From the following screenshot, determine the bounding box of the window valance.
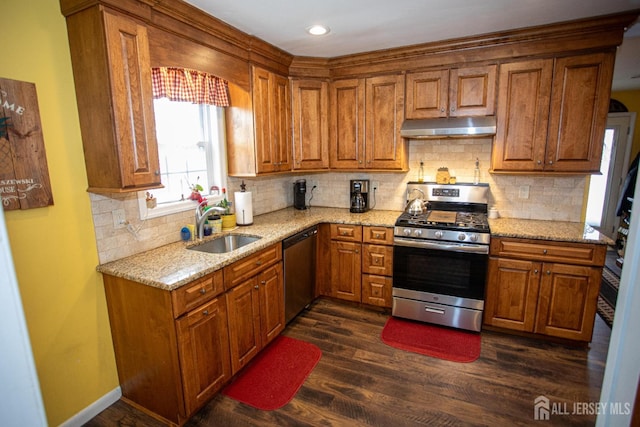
[151,67,229,106]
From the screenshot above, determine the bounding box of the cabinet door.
[292,79,329,170]
[226,277,262,374]
[271,73,292,171]
[484,257,541,332]
[365,74,406,169]
[176,297,230,415]
[103,12,161,190]
[362,274,392,308]
[449,65,496,117]
[535,263,602,341]
[492,59,553,172]
[362,244,393,276]
[258,262,285,345]
[546,53,615,172]
[330,241,362,302]
[405,70,449,119]
[252,67,275,173]
[330,79,365,169]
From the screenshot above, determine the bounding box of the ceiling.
[184,0,640,90]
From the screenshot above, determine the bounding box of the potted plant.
[217,188,236,230]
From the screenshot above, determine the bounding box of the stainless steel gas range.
[392,182,490,332]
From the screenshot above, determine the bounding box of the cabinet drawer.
[330,224,362,241]
[363,226,394,245]
[362,274,392,308]
[490,237,606,266]
[172,270,223,318]
[224,243,282,290]
[362,244,393,276]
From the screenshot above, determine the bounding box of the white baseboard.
[58,386,121,427]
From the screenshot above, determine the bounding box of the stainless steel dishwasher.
[283,225,317,323]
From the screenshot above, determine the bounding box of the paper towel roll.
[234,192,253,225]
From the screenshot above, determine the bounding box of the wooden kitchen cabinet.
[64,7,161,192]
[329,224,362,302]
[484,237,606,342]
[102,269,227,425]
[329,75,407,170]
[322,224,393,308]
[291,79,330,170]
[176,296,230,415]
[224,244,284,374]
[252,66,292,173]
[492,52,615,173]
[405,65,496,119]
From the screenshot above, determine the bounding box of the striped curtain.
[151,67,230,106]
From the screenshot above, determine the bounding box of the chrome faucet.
[195,200,226,239]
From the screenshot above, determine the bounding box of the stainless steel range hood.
[400,116,496,139]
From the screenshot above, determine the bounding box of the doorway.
[586,112,636,238]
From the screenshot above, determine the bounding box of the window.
[138,98,227,219]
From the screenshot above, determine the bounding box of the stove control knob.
[413,229,423,237]
[434,231,443,239]
[403,228,412,236]
[469,234,478,242]
[458,233,466,241]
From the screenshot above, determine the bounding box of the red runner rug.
[223,335,322,410]
[381,317,481,363]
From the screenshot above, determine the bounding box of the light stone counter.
[97,207,401,290]
[98,208,614,291]
[489,218,614,246]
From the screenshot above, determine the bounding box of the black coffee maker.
[350,179,370,213]
[294,179,307,210]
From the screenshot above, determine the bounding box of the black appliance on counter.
[294,179,307,210]
[392,182,490,332]
[350,179,370,213]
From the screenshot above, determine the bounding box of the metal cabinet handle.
[440,107,445,113]
[543,249,547,254]
[534,269,539,274]
[200,288,206,294]
[450,107,456,112]
[355,249,359,254]
[203,310,209,315]
[154,170,160,175]
[425,306,445,315]
[375,233,381,238]
[254,285,259,290]
[546,270,551,275]
[537,160,542,165]
[261,280,266,285]
[548,160,553,165]
[255,260,262,266]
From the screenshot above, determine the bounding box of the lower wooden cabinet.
[484,237,606,342]
[226,261,284,375]
[176,296,231,415]
[322,224,393,308]
[102,242,284,425]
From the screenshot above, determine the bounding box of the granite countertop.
[97,207,401,291]
[98,208,614,291]
[489,217,614,246]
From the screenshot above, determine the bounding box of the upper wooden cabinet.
[226,67,292,176]
[65,8,162,193]
[492,52,615,173]
[252,66,292,173]
[329,75,407,170]
[291,79,330,170]
[405,65,496,119]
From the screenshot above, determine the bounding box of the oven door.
[392,242,488,301]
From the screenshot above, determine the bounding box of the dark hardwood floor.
[85,298,611,427]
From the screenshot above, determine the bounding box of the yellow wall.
[611,89,640,164]
[1,1,118,425]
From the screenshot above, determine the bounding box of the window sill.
[137,192,225,219]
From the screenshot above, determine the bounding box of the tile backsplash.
[91,137,586,263]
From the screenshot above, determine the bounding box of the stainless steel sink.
[188,234,261,254]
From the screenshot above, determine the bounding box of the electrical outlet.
[372,181,380,190]
[112,209,126,229]
[518,185,530,199]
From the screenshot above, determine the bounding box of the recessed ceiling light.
[306,25,330,36]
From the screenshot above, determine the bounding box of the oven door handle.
[394,237,489,254]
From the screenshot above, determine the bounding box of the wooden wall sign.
[0,77,53,210]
